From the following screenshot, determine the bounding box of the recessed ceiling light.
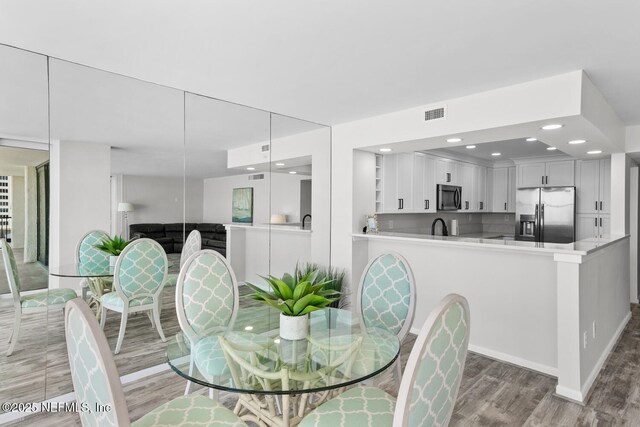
[466,145,476,149]
[546,147,557,151]
[379,148,392,152]
[246,167,255,171]
[526,137,537,142]
[568,139,586,145]
[275,162,285,166]
[491,152,501,157]
[447,138,463,143]
[244,326,253,331]
[541,124,563,130]
[289,171,297,174]
[587,150,602,155]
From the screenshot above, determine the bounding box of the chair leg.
[100,306,107,329]
[7,311,21,356]
[184,355,195,395]
[209,387,219,401]
[394,357,403,391]
[114,310,128,354]
[152,302,166,342]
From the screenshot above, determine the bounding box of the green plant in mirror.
[93,235,130,256]
[246,267,340,317]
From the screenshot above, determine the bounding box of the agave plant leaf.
[292,293,317,315]
[281,273,295,289]
[269,277,293,300]
[292,281,312,301]
[299,305,323,315]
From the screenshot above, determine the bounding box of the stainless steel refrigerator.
[515,186,575,243]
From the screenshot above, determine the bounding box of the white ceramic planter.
[109,255,119,267]
[279,313,309,340]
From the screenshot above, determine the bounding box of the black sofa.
[129,223,226,256]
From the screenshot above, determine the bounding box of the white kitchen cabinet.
[517,160,574,187]
[575,157,611,232]
[435,158,460,185]
[413,153,437,212]
[474,165,487,212]
[382,152,414,212]
[461,163,475,212]
[491,167,516,212]
[576,213,610,240]
[508,166,516,212]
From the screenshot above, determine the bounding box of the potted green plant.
[246,267,339,340]
[94,235,130,266]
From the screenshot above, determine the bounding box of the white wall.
[122,175,203,225]
[50,140,111,290]
[203,173,306,224]
[9,176,24,249]
[631,167,639,303]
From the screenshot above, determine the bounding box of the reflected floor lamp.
[118,202,134,240]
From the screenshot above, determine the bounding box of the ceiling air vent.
[248,173,264,181]
[424,107,445,122]
[261,144,270,152]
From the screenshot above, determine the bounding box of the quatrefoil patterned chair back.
[395,293,470,427]
[176,249,239,344]
[357,253,416,341]
[65,298,131,427]
[114,238,167,302]
[180,229,202,269]
[76,230,110,271]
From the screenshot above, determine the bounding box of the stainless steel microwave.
[437,184,462,211]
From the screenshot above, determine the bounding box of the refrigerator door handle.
[539,204,545,242]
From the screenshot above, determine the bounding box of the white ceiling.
[434,138,570,163]
[0,1,638,127]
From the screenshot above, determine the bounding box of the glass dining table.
[166,306,400,427]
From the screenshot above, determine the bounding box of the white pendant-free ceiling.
[1,1,639,126]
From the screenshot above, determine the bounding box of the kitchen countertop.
[352,231,628,256]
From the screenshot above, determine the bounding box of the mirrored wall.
[0,43,331,408]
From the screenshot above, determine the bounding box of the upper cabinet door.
[413,154,437,212]
[382,153,399,212]
[546,160,574,186]
[575,160,599,214]
[461,163,475,211]
[435,158,457,184]
[599,158,611,214]
[507,166,517,212]
[396,153,414,210]
[518,163,546,187]
[475,165,487,211]
[492,167,509,212]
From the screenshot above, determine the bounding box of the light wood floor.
[3,301,640,425]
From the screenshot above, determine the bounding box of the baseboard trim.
[411,327,558,377]
[0,363,170,425]
[579,311,631,401]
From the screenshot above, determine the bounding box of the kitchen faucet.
[302,214,312,229]
[431,218,449,236]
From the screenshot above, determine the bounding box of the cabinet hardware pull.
[400,199,404,209]
[600,201,603,210]
[465,201,469,210]
[398,199,401,210]
[504,202,507,211]
[600,217,602,227]
[542,176,544,185]
[595,218,597,226]
[424,199,427,210]
[446,172,451,183]
[480,201,483,210]
[546,176,549,185]
[595,201,598,211]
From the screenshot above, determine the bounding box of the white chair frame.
[175,249,240,396]
[74,229,111,316]
[355,252,416,387]
[100,238,168,354]
[393,293,470,427]
[2,238,75,356]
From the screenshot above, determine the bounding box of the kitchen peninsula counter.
[353,231,627,256]
[352,231,630,404]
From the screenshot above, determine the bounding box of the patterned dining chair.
[65,297,247,426]
[175,249,239,397]
[354,252,416,387]
[100,238,168,354]
[164,229,201,287]
[75,230,112,316]
[299,293,470,427]
[1,238,76,356]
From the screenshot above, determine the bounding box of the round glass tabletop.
[49,261,174,278]
[166,307,400,395]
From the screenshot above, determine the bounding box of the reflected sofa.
[129,223,226,256]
